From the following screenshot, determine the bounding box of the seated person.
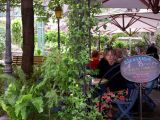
[146,43,159,60]
[115,48,124,63]
[86,50,100,70]
[145,43,159,92]
[93,48,128,119]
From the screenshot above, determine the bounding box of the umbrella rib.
[125,14,142,28]
[139,0,150,8]
[125,16,141,28]
[148,0,154,8]
[110,15,124,30]
[95,15,121,30]
[111,20,122,30]
[143,28,155,32]
[154,0,159,5]
[134,14,160,21]
[122,14,125,30]
[124,31,131,36]
[107,30,117,34]
[132,28,141,34]
[125,28,140,36]
[102,0,110,3]
[138,19,157,28]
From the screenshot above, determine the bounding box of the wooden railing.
[12,56,46,65]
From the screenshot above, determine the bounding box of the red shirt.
[87,58,99,70]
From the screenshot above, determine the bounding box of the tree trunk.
[21,0,34,76]
[5,0,12,75]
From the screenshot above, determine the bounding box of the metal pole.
[5,0,12,74]
[139,83,143,120]
[129,37,131,56]
[98,31,101,51]
[57,18,60,50]
[88,0,91,57]
[37,21,45,55]
[37,22,41,49]
[41,21,44,55]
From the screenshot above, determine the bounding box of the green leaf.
[31,97,43,113]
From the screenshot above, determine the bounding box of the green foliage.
[34,44,42,56]
[100,35,109,49]
[156,33,160,48]
[92,35,109,50]
[1,0,104,119]
[113,41,126,48]
[0,35,5,59]
[34,1,104,119]
[45,30,68,43]
[45,30,57,42]
[36,49,42,56]
[0,20,5,59]
[11,19,22,45]
[0,67,44,120]
[37,49,103,120]
[44,30,69,50]
[112,33,128,39]
[107,33,128,47]
[134,40,147,48]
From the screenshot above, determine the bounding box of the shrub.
[11,19,22,45]
[44,30,69,45]
[113,41,126,48]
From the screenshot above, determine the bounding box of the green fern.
[0,67,44,120]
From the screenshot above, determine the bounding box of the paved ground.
[132,89,160,120]
[140,89,160,120]
[113,89,160,120]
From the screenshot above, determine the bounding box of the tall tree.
[21,0,34,76]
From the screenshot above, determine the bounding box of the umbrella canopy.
[95,12,160,35]
[104,28,156,35]
[101,0,160,14]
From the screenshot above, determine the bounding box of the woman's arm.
[91,78,108,85]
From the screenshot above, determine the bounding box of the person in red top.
[87,50,100,70]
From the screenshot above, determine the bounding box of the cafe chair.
[142,79,157,110]
[112,83,139,120]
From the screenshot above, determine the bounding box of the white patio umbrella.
[95,12,160,36]
[100,0,160,14]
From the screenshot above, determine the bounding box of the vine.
[41,0,103,119]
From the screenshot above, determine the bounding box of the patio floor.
[132,89,160,120]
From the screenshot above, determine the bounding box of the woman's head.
[104,48,116,65]
[91,50,99,58]
[115,48,123,58]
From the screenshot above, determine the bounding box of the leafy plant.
[113,41,126,48]
[107,33,128,47]
[44,30,69,46]
[35,0,103,119]
[156,33,160,49]
[0,67,44,120]
[37,48,103,120]
[11,19,22,45]
[92,35,109,50]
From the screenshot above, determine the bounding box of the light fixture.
[55,5,62,19]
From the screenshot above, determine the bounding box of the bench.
[12,56,46,65]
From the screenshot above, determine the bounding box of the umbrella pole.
[139,83,143,120]
[98,31,101,51]
[129,37,131,56]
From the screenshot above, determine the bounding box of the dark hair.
[146,44,159,60]
[104,47,116,56]
[146,44,158,54]
[91,50,99,58]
